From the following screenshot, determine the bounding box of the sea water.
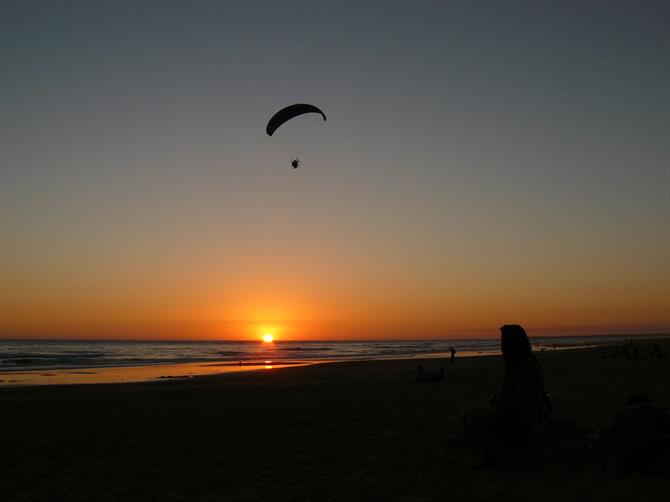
[0,335,635,373]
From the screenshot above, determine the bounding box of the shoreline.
[0,349,532,387]
[0,360,315,387]
[2,335,668,387]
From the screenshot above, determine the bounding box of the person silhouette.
[291,158,300,169]
[416,365,445,382]
[450,346,456,365]
[461,325,550,466]
[496,325,548,429]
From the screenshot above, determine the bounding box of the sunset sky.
[2,1,668,340]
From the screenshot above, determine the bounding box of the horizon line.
[1,332,669,343]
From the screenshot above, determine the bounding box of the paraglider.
[266,104,326,137]
[266,104,326,168]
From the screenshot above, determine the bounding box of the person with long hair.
[496,324,547,431]
[462,325,550,466]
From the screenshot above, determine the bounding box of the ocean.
[0,335,638,373]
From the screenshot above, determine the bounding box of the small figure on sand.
[606,339,665,360]
[649,344,665,358]
[450,346,456,365]
[291,157,300,169]
[416,365,445,382]
[461,324,551,467]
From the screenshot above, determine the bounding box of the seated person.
[604,394,670,472]
[462,325,550,461]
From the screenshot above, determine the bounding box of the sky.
[1,0,669,340]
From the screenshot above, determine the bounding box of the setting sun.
[262,333,274,343]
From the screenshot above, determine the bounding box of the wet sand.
[0,360,311,386]
[1,339,668,501]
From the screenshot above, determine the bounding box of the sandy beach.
[2,339,668,502]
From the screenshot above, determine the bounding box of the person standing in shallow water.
[461,325,550,465]
[450,346,456,365]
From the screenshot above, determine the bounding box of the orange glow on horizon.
[1,0,669,351]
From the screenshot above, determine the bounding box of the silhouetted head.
[500,324,532,369]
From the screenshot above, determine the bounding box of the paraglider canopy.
[266,104,326,137]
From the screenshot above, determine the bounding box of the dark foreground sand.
[2,340,669,502]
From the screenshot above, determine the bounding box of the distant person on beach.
[450,347,456,365]
[461,325,551,465]
[416,365,445,382]
[649,344,665,358]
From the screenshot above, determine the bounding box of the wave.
[0,336,623,372]
[280,347,333,352]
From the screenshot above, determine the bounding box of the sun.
[262,333,274,343]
